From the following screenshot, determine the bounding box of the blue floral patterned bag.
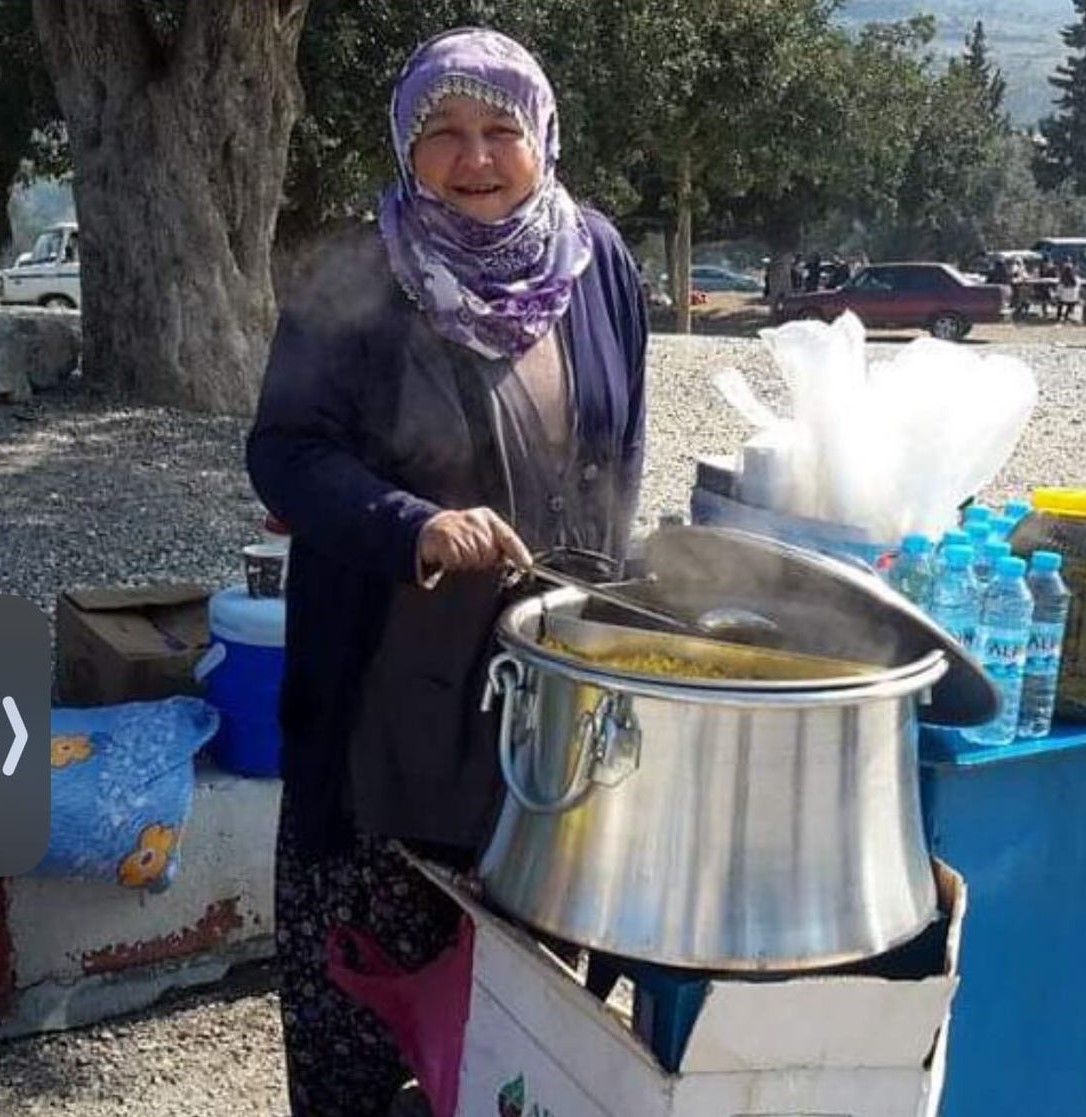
[40,697,219,891]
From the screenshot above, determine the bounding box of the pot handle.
[483,653,595,815]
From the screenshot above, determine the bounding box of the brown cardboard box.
[56,584,210,706]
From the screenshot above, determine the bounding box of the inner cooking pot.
[478,586,949,971]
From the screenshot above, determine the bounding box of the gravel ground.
[0,331,1083,1116]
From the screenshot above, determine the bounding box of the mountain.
[837,0,1076,124]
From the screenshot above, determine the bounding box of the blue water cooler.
[196,585,285,777]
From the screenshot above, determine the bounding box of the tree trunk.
[32,0,310,412]
[664,222,678,306]
[0,160,17,252]
[674,150,692,335]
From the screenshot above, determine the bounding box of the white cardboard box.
[419,861,964,1117]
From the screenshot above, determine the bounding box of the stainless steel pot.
[478,588,948,971]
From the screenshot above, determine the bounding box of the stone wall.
[0,307,81,403]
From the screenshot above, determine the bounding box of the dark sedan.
[775,262,1007,340]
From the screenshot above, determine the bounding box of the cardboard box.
[56,584,210,706]
[419,861,964,1117]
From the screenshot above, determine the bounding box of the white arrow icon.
[2,696,28,776]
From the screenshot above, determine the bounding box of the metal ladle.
[528,556,780,645]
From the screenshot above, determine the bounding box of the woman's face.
[411,95,541,222]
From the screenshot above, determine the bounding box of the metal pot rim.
[497,589,949,707]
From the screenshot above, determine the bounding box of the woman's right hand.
[418,507,533,574]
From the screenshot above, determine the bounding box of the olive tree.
[32,1,310,412]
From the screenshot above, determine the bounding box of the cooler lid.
[639,525,998,727]
[208,585,286,647]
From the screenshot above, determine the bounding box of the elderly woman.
[247,27,646,1116]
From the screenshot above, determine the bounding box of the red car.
[775,262,1007,340]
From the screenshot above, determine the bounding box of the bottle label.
[1026,621,1065,674]
[943,621,976,650]
[978,628,1027,674]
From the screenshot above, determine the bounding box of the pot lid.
[638,525,997,727]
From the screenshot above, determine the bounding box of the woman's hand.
[418,507,533,574]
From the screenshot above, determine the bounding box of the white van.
[0,222,81,309]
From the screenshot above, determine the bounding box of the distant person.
[789,254,804,292]
[804,252,822,292]
[829,254,851,288]
[987,256,1009,286]
[1056,259,1079,323]
[1037,257,1058,317]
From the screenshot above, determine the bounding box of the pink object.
[326,915,474,1117]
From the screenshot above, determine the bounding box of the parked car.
[0,222,81,309]
[775,262,1006,340]
[690,264,761,293]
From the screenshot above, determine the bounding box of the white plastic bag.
[865,338,1036,538]
[711,311,1037,543]
[757,311,890,531]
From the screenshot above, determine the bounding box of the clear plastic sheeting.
[712,310,1037,542]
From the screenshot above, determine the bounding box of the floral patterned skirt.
[275,792,463,1117]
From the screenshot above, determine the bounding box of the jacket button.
[581,463,600,483]
[548,494,565,513]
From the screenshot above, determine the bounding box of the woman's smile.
[412,95,541,221]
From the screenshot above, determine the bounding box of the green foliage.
[280,0,543,242]
[882,25,1012,260]
[963,20,1008,119]
[3,0,1077,282]
[839,0,1066,125]
[0,0,61,244]
[1033,0,1086,194]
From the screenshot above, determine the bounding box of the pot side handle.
[482,652,595,815]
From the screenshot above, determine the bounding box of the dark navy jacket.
[246,210,646,855]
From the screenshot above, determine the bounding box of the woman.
[1056,259,1079,323]
[247,27,646,1117]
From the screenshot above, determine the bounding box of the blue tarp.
[40,697,219,891]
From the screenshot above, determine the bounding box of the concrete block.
[0,765,281,1037]
[0,307,81,401]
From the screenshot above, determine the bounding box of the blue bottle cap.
[1003,498,1031,520]
[941,530,969,549]
[962,505,992,524]
[989,515,1015,538]
[982,540,1012,562]
[965,522,989,544]
[996,555,1027,578]
[1030,550,1062,573]
[901,533,931,554]
[944,544,975,568]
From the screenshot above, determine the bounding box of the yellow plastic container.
[1010,488,1086,721]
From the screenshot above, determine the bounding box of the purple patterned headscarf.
[378,28,593,361]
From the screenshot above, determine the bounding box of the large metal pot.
[478,587,948,971]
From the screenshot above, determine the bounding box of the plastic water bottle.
[1003,498,1032,528]
[988,515,1016,541]
[974,539,1011,592]
[965,521,990,554]
[964,556,1034,746]
[888,534,935,609]
[1018,551,1072,739]
[934,530,970,578]
[962,504,992,529]
[930,545,980,652]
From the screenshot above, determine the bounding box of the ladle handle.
[484,653,595,814]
